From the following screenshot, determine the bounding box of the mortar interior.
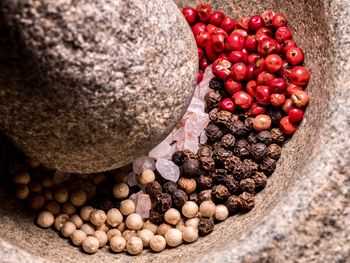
[0,0,331,262]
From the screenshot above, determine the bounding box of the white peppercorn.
[215,204,229,221]
[182,227,198,243]
[15,185,29,200]
[199,201,216,218]
[185,218,200,229]
[110,236,126,253]
[107,229,121,241]
[54,188,69,204]
[125,213,143,230]
[164,208,181,225]
[126,236,143,255]
[117,222,126,232]
[61,221,76,237]
[82,236,99,254]
[96,223,110,232]
[70,190,87,207]
[119,199,136,216]
[182,201,199,218]
[61,202,76,216]
[137,229,154,247]
[37,211,54,228]
[113,183,129,199]
[122,230,137,242]
[106,208,123,227]
[71,230,87,246]
[80,206,93,221]
[81,223,95,236]
[143,220,158,234]
[157,223,172,237]
[13,172,30,185]
[54,213,70,231]
[175,218,186,232]
[150,235,166,252]
[90,209,107,227]
[165,228,183,247]
[138,169,155,185]
[93,230,108,248]
[71,214,83,228]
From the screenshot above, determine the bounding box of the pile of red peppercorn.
[183,3,310,135]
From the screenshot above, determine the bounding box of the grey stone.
[0,0,350,263]
[0,0,198,173]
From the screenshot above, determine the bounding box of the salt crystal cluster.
[132,156,156,174]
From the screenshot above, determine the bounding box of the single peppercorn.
[244,117,254,131]
[211,184,230,202]
[271,128,286,145]
[213,148,234,163]
[177,177,196,194]
[199,156,215,171]
[224,155,241,171]
[209,108,219,122]
[250,143,267,161]
[205,90,222,111]
[171,189,188,207]
[266,144,282,160]
[230,120,248,137]
[162,181,177,194]
[233,164,252,181]
[198,218,214,236]
[256,131,273,145]
[243,159,259,173]
[225,195,241,213]
[266,107,284,124]
[252,172,268,191]
[172,151,184,166]
[247,133,258,144]
[198,145,213,158]
[182,159,201,177]
[239,178,256,194]
[239,192,255,211]
[215,110,236,128]
[198,190,212,204]
[210,169,227,184]
[259,157,277,175]
[209,78,224,90]
[224,175,240,194]
[196,175,213,190]
[156,193,172,212]
[233,139,251,158]
[149,209,164,224]
[97,197,114,212]
[220,134,236,148]
[146,181,162,198]
[182,150,198,161]
[189,193,199,203]
[206,124,224,141]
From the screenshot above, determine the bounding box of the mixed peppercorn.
[7,3,310,257]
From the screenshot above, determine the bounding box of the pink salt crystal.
[132,156,156,174]
[53,171,71,184]
[127,172,138,187]
[199,131,208,144]
[156,158,180,182]
[135,194,152,219]
[196,66,214,101]
[148,133,176,160]
[129,191,143,205]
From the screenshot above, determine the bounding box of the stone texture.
[0,0,350,263]
[0,0,198,173]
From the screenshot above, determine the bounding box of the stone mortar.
[0,0,197,173]
[0,0,350,262]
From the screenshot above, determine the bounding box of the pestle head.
[0,0,198,173]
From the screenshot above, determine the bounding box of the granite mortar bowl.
[0,0,349,262]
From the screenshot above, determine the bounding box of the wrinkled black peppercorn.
[210,169,227,184]
[196,175,213,190]
[182,150,198,161]
[198,218,214,236]
[199,156,215,171]
[233,164,252,180]
[247,133,258,144]
[213,148,233,163]
[239,192,255,211]
[250,143,267,161]
[230,120,248,137]
[259,157,277,175]
[206,124,224,141]
[224,175,240,194]
[215,110,235,128]
[266,144,282,160]
[171,189,188,207]
[266,107,284,124]
[252,172,267,191]
[182,159,201,177]
[225,195,241,213]
[198,145,213,158]
[220,134,236,148]
[205,91,222,111]
[239,178,256,194]
[146,181,162,198]
[256,131,273,145]
[198,190,212,203]
[209,108,219,122]
[233,139,251,158]
[189,193,199,203]
[212,184,230,202]
[243,159,259,173]
[149,209,164,224]
[162,181,177,194]
[172,151,184,166]
[224,155,241,171]
[155,193,172,212]
[244,117,254,131]
[271,128,286,145]
[209,78,224,91]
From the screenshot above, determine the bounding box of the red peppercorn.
[205,40,220,61]
[195,32,210,48]
[245,35,257,51]
[249,103,266,116]
[192,22,206,36]
[231,62,247,81]
[288,108,304,123]
[221,17,236,33]
[218,53,230,60]
[258,37,278,57]
[197,70,204,84]
[212,33,226,53]
[248,53,260,65]
[272,13,287,28]
[286,84,303,96]
[225,78,242,95]
[246,80,257,97]
[253,114,272,131]
[279,116,297,135]
[182,7,197,25]
[196,3,212,22]
[257,27,274,37]
[232,91,253,109]
[226,32,245,51]
[281,60,293,80]
[264,54,283,73]
[198,48,204,61]
[199,57,209,70]
[219,98,235,112]
[290,66,310,86]
[209,11,225,26]
[261,10,275,27]
[275,27,293,43]
[281,40,297,54]
[255,85,271,105]
[249,15,264,31]
[245,65,255,80]
[282,98,293,113]
[206,24,218,35]
[212,58,232,79]
[235,17,249,31]
[286,47,304,65]
[257,71,276,85]
[228,51,244,64]
[291,90,309,107]
[270,93,286,107]
[255,31,268,42]
[269,78,287,93]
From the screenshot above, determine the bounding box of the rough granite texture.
[0,0,198,173]
[0,0,350,263]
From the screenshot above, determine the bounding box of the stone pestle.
[0,0,198,173]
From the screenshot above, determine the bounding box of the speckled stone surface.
[0,0,350,262]
[0,0,197,173]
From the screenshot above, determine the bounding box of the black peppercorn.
[162,181,177,194]
[171,189,188,207]
[146,181,162,198]
[213,148,233,164]
[189,193,198,203]
[198,190,212,204]
[209,78,224,91]
[233,164,252,180]
[271,128,286,145]
[212,184,230,202]
[198,145,213,158]
[239,192,255,212]
[209,108,219,122]
[215,110,235,128]
[224,175,240,194]
[205,90,222,111]
[250,143,267,161]
[256,131,273,145]
[149,209,164,224]
[182,158,201,177]
[233,139,251,158]
[97,197,114,212]
[239,178,256,194]
[224,155,241,171]
[230,120,248,137]
[259,157,277,175]
[199,156,215,171]
[244,117,254,131]
[172,151,184,166]
[198,218,214,236]
[155,193,172,212]
[182,150,198,161]
[206,124,224,141]
[266,107,284,124]
[247,133,258,144]
[196,175,213,190]
[243,159,259,173]
[252,172,267,191]
[225,195,241,213]
[266,144,282,160]
[220,134,236,148]
[210,169,227,184]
